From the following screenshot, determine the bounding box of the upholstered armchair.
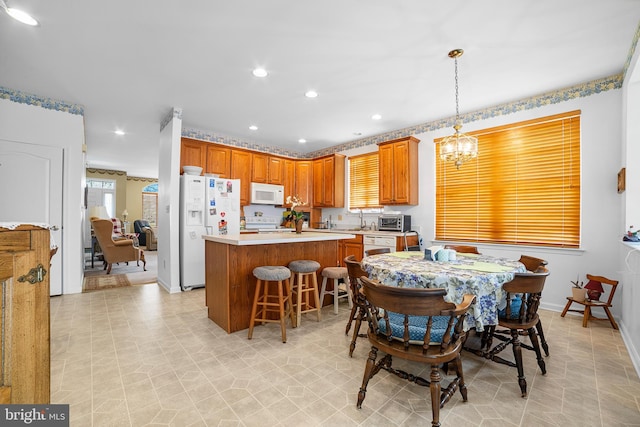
[134,219,157,250]
[92,219,146,274]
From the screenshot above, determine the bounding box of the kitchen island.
[203,231,355,333]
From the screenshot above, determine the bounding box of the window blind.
[349,152,381,209]
[435,110,581,248]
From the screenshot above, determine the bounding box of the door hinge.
[18,264,47,284]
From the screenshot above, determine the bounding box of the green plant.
[285,195,306,221]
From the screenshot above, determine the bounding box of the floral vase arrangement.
[284,195,306,233]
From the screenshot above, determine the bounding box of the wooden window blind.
[435,110,581,248]
[349,152,381,209]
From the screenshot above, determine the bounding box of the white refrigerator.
[179,175,241,291]
[180,174,207,290]
[204,176,241,236]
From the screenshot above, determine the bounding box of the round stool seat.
[322,266,348,280]
[288,260,321,273]
[253,266,291,281]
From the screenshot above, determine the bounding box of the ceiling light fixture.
[298,139,307,144]
[114,130,125,136]
[252,68,268,77]
[371,114,382,120]
[0,0,38,26]
[305,90,318,98]
[249,125,258,130]
[439,49,478,169]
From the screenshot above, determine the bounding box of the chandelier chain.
[454,57,460,121]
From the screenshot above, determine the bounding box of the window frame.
[434,110,581,248]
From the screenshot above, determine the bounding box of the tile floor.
[50,284,640,426]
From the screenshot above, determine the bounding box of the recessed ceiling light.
[252,68,268,78]
[371,114,382,120]
[249,125,258,131]
[298,139,307,144]
[1,1,38,26]
[114,130,125,136]
[305,90,318,98]
[353,132,362,136]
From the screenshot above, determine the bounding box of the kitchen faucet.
[359,210,365,229]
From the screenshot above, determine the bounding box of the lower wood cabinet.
[340,234,363,265]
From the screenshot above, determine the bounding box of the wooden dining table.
[360,251,526,331]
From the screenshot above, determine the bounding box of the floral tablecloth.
[360,251,526,331]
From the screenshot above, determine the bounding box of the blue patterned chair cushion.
[377,312,456,344]
[498,296,524,320]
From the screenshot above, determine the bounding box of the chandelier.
[439,49,477,169]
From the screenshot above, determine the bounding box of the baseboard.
[619,321,640,379]
[157,277,181,294]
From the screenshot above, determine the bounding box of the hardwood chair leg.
[560,299,573,317]
[535,320,549,356]
[430,365,442,427]
[349,306,366,357]
[345,303,358,335]
[527,327,546,375]
[603,307,619,330]
[357,347,378,409]
[277,280,287,343]
[582,305,591,328]
[510,330,527,397]
[454,353,468,402]
[248,279,262,340]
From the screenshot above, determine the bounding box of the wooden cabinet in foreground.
[230,149,252,206]
[180,138,206,174]
[0,225,52,404]
[378,136,420,205]
[312,154,345,207]
[252,153,285,185]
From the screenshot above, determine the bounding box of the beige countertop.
[202,231,356,246]
[306,228,417,237]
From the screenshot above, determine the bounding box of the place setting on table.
[359,246,527,331]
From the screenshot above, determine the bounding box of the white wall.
[330,89,623,316]
[157,108,182,293]
[0,98,85,294]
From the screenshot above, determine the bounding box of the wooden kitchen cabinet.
[180,138,206,174]
[205,144,231,177]
[378,136,420,205]
[283,159,296,206]
[312,154,345,207]
[294,160,313,206]
[252,153,284,185]
[230,149,252,205]
[339,234,363,265]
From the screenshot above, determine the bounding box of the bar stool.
[319,266,351,315]
[288,260,322,326]
[248,266,294,343]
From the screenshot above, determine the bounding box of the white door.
[0,140,63,295]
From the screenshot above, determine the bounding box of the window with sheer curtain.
[349,152,381,210]
[435,110,581,248]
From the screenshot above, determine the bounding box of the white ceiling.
[2,1,640,179]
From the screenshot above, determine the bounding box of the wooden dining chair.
[364,247,391,256]
[472,270,549,397]
[356,276,475,426]
[444,244,480,254]
[560,274,619,329]
[517,255,550,355]
[344,255,368,357]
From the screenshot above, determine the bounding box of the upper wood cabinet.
[230,149,252,206]
[283,159,296,206]
[378,136,420,205]
[252,153,285,185]
[205,144,231,178]
[180,138,206,174]
[312,154,345,207]
[295,160,313,206]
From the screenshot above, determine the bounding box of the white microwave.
[250,182,285,205]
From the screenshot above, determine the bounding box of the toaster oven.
[378,214,411,232]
